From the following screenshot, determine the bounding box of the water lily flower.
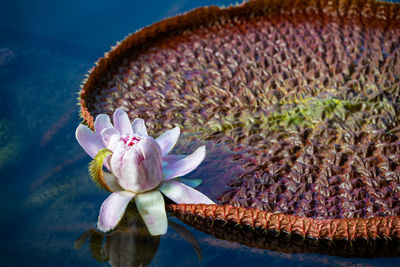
[76,108,214,235]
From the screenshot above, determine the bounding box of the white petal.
[106,134,121,151]
[109,141,125,181]
[113,108,133,136]
[103,171,124,192]
[119,147,145,192]
[137,138,163,188]
[163,146,206,180]
[131,118,148,136]
[94,114,113,135]
[162,154,185,165]
[156,127,180,156]
[138,137,163,168]
[100,127,120,148]
[76,124,104,158]
[135,190,168,236]
[97,191,135,232]
[119,138,163,193]
[159,180,214,204]
[178,178,202,188]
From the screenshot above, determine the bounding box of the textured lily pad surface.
[80,0,400,249]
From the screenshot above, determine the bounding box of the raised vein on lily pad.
[76,108,214,235]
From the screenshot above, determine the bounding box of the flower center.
[121,135,141,147]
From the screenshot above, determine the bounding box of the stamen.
[121,135,141,147]
[120,135,129,143]
[128,136,141,146]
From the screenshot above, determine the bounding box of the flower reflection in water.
[75,202,201,266]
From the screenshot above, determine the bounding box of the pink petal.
[137,137,163,168]
[135,190,168,235]
[105,134,120,152]
[94,114,113,136]
[159,180,214,204]
[76,124,105,158]
[162,154,185,165]
[155,127,180,156]
[179,178,202,188]
[97,191,135,232]
[131,118,148,136]
[119,147,146,192]
[100,127,120,148]
[103,171,124,192]
[109,141,125,181]
[138,138,163,185]
[119,137,163,193]
[162,146,206,180]
[113,108,133,136]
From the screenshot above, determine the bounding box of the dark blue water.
[1,0,400,266]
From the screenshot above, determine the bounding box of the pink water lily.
[76,108,214,235]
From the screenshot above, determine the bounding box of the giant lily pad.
[79,0,400,257]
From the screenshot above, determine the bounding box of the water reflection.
[172,210,400,259]
[75,202,201,266]
[75,202,159,266]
